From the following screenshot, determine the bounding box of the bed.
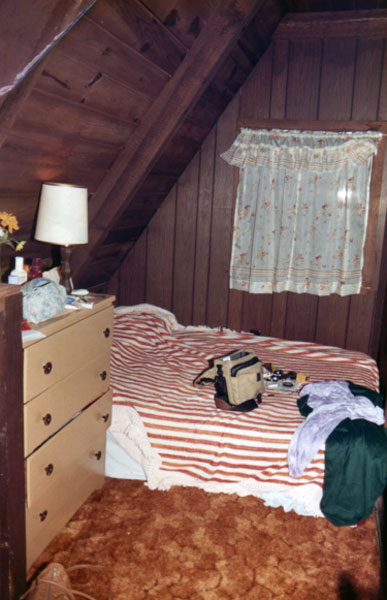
[106,303,386,524]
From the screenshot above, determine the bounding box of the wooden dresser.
[23,294,115,568]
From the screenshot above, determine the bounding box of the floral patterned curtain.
[221,128,382,296]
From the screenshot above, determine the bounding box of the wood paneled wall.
[115,29,387,359]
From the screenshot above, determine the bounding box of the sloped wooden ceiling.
[0,0,386,290]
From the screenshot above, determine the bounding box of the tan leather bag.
[194,350,265,412]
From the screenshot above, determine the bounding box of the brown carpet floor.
[28,478,382,600]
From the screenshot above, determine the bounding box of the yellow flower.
[0,211,19,234]
[0,211,26,251]
[15,240,26,251]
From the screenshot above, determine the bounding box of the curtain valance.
[221,128,382,174]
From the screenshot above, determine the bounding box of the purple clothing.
[288,380,385,478]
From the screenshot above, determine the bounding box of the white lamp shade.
[35,183,88,246]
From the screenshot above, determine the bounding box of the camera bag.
[194,349,264,412]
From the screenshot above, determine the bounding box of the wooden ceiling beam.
[0,0,97,151]
[131,0,190,52]
[0,0,96,101]
[274,9,387,39]
[72,0,267,283]
[0,56,50,151]
[82,14,174,80]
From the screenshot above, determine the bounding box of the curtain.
[221,128,382,296]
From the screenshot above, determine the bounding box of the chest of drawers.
[23,295,114,568]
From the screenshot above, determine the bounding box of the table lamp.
[35,183,88,293]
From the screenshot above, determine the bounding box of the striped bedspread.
[109,304,379,517]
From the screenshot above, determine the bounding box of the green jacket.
[298,382,387,526]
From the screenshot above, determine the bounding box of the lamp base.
[60,246,73,294]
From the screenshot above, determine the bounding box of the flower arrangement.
[0,211,26,251]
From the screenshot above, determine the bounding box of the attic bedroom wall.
[114,24,387,360]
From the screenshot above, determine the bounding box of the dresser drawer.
[25,390,112,508]
[24,351,111,456]
[24,306,113,402]
[26,465,105,569]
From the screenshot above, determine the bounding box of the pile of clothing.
[288,381,387,525]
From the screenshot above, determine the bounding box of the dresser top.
[23,294,115,348]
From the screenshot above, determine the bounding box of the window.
[221,127,382,296]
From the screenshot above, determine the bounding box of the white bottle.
[8,256,28,285]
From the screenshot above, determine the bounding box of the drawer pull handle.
[94,450,102,461]
[43,362,52,375]
[102,413,110,423]
[100,370,107,381]
[42,413,52,426]
[103,327,110,338]
[39,510,48,522]
[45,463,54,476]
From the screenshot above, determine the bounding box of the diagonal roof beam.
[0,0,97,149]
[72,0,266,283]
[0,0,97,102]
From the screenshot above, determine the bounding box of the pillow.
[114,303,179,332]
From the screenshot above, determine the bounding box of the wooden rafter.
[0,56,50,152]
[274,9,387,39]
[0,0,97,99]
[0,0,97,150]
[72,0,267,283]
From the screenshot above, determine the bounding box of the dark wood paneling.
[315,296,350,350]
[119,195,165,231]
[240,42,273,121]
[0,0,95,98]
[379,41,387,119]
[228,287,244,332]
[37,50,153,124]
[346,37,385,353]
[270,39,288,119]
[59,17,170,99]
[269,39,289,339]
[117,23,387,360]
[283,39,322,343]
[238,47,275,336]
[106,269,119,300]
[285,39,322,120]
[15,90,132,146]
[142,0,214,49]
[192,130,216,326]
[206,96,239,327]
[0,54,50,152]
[119,233,147,306]
[352,38,385,120]
[1,128,118,171]
[318,38,356,121]
[146,187,176,310]
[152,136,201,177]
[241,291,273,335]
[313,37,356,348]
[275,8,387,39]
[0,152,106,195]
[172,153,200,324]
[73,0,268,284]
[87,0,186,75]
[377,208,387,390]
[373,44,387,367]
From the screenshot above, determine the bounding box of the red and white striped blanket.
[109,304,379,517]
